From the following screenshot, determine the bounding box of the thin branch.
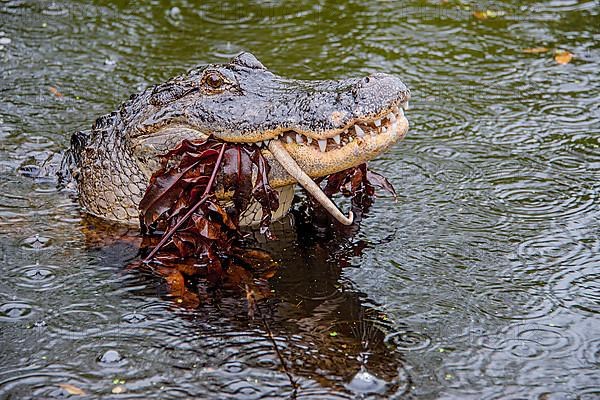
[246,285,298,393]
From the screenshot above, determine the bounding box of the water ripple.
[384,330,432,351]
[550,265,600,316]
[12,263,61,291]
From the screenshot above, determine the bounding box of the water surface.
[1,1,599,399]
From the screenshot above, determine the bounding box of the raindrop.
[99,349,122,364]
[21,234,52,250]
[0,302,32,320]
[345,367,388,394]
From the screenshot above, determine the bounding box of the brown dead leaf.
[554,50,573,65]
[523,47,549,54]
[58,383,85,395]
[49,86,63,98]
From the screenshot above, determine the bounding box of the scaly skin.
[63,52,410,225]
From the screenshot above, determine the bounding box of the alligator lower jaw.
[262,107,409,188]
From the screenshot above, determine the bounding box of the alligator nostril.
[362,76,371,84]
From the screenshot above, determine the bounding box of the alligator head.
[66,52,410,225]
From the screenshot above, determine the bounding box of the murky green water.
[1,1,599,398]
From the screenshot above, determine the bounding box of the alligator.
[63,52,410,227]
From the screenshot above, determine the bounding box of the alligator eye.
[204,72,225,90]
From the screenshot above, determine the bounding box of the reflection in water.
[80,199,411,398]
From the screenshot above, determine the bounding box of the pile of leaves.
[138,137,278,284]
[137,137,396,288]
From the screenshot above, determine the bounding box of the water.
[1,1,599,398]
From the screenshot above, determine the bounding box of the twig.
[246,285,298,393]
[143,143,227,262]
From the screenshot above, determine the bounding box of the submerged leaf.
[523,47,549,54]
[58,384,85,396]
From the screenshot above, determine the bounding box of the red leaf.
[366,170,397,199]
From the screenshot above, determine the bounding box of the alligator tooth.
[388,112,396,122]
[306,137,313,144]
[393,105,400,114]
[381,126,387,133]
[355,125,365,138]
[295,133,304,144]
[333,134,341,145]
[264,140,270,147]
[402,101,409,111]
[285,135,294,144]
[348,136,354,142]
[318,139,327,152]
[374,118,381,127]
[391,122,397,131]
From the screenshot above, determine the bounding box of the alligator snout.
[352,72,410,117]
[358,72,409,93]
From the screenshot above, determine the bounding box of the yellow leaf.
[555,50,573,65]
[523,47,549,54]
[473,11,488,20]
[58,383,85,395]
[473,10,500,20]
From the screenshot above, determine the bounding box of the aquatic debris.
[58,383,85,395]
[139,137,278,260]
[522,47,549,54]
[554,49,573,65]
[112,385,126,394]
[137,137,395,289]
[48,86,63,98]
[472,9,503,20]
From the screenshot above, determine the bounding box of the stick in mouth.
[268,139,354,225]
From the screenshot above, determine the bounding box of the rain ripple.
[487,165,597,222]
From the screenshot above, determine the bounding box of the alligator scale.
[64,52,410,226]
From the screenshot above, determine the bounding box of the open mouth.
[256,101,409,152]
[262,100,409,226]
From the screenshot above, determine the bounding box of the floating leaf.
[49,86,63,98]
[554,50,573,65]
